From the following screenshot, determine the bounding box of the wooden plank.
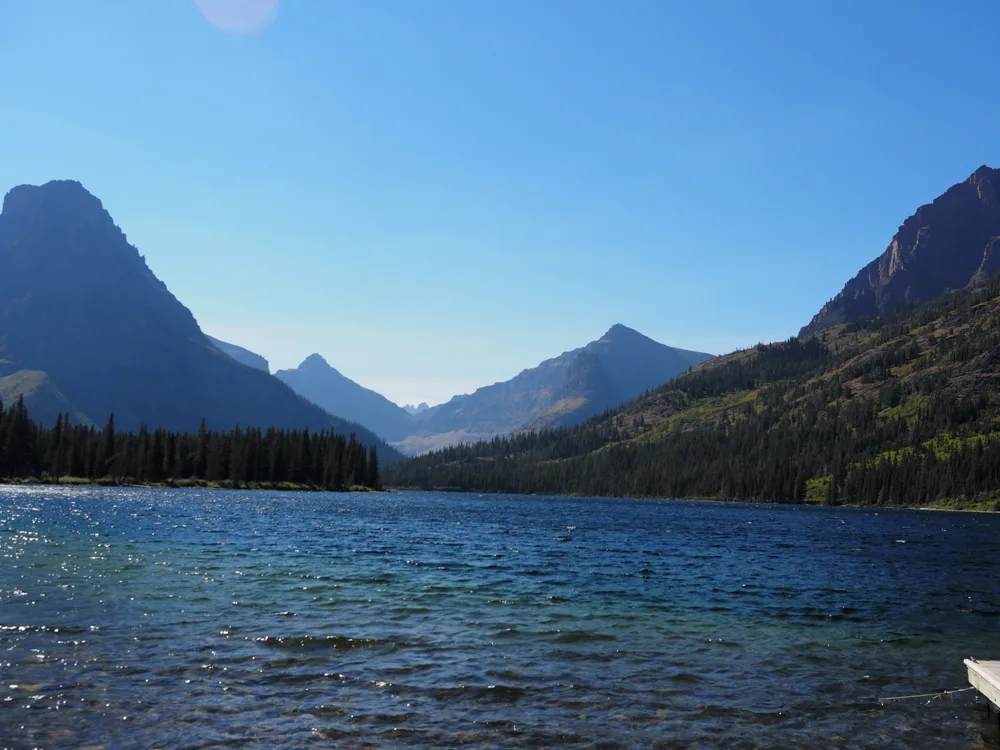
[965,659,1000,708]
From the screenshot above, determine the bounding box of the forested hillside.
[386,275,1000,509]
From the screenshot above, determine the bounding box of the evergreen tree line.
[386,275,1000,508]
[0,399,381,490]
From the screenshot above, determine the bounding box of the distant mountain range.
[801,165,1000,336]
[275,354,417,442]
[0,179,400,460]
[209,325,710,455]
[393,324,712,454]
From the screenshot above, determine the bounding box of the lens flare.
[194,0,280,35]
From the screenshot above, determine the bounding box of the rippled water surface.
[2,487,1000,749]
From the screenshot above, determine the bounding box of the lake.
[1,486,999,748]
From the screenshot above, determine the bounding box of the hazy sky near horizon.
[1,1,999,406]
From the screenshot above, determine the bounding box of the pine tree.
[331,435,346,489]
[48,413,65,483]
[194,419,209,478]
[99,413,116,478]
[229,427,246,484]
[367,446,380,490]
[135,424,150,483]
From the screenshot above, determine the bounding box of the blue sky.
[1,1,999,406]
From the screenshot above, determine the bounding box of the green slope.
[385,276,1000,509]
[0,370,91,426]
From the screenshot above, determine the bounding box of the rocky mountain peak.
[603,323,634,337]
[965,165,999,206]
[299,353,336,373]
[800,165,1000,337]
[3,180,109,224]
[0,179,141,278]
[968,164,999,183]
[276,354,415,442]
[596,324,660,350]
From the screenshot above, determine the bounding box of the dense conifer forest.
[0,401,381,491]
[386,276,1000,510]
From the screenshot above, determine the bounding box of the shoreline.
[915,505,998,513]
[4,479,995,511]
[387,486,999,513]
[0,477,383,494]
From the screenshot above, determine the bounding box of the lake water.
[1,487,999,749]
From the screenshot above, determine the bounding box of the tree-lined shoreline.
[385,277,1000,512]
[0,398,381,491]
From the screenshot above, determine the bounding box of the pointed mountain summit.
[276,355,416,442]
[600,323,647,340]
[801,165,1000,337]
[0,179,399,459]
[397,325,712,454]
[297,353,334,373]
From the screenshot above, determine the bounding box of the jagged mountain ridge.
[801,165,1000,337]
[0,179,400,460]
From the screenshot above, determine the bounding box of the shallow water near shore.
[2,486,999,749]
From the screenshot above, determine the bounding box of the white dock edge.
[965,659,1000,709]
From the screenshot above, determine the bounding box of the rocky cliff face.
[801,165,1000,337]
[0,179,400,459]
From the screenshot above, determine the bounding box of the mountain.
[397,325,712,454]
[0,369,91,426]
[402,402,430,416]
[276,354,416,441]
[208,336,269,372]
[801,165,1000,337]
[386,275,1000,510]
[0,179,401,460]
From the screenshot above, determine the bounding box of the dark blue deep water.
[2,487,999,749]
